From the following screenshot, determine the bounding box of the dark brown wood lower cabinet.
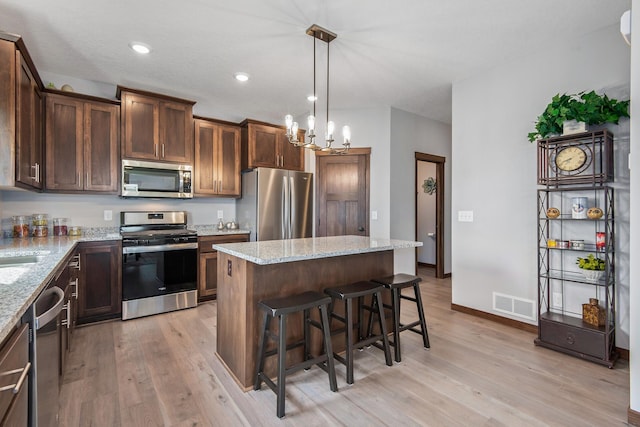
[198,234,249,302]
[77,241,122,324]
[0,324,29,426]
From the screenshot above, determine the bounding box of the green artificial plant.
[576,254,605,271]
[528,91,629,142]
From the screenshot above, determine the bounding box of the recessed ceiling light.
[129,42,151,54]
[307,94,317,102]
[234,72,249,82]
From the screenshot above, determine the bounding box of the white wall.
[390,108,452,274]
[417,161,437,264]
[629,3,639,416]
[451,23,631,343]
[307,106,392,240]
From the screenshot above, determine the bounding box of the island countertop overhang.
[212,235,422,265]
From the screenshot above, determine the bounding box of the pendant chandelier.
[285,25,351,154]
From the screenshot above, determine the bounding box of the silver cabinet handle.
[61,301,70,328]
[86,172,89,187]
[0,362,31,394]
[162,144,165,158]
[154,143,158,157]
[77,172,81,188]
[29,164,37,181]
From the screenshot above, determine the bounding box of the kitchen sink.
[0,255,46,267]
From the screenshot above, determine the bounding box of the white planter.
[581,269,604,282]
[562,120,588,135]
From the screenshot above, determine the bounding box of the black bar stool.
[324,281,392,384]
[254,291,338,418]
[370,273,430,362]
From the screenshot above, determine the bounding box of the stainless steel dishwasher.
[24,285,65,427]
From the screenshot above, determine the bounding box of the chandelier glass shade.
[284,25,351,154]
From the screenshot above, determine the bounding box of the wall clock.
[537,130,613,186]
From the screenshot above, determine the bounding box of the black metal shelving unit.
[535,131,617,368]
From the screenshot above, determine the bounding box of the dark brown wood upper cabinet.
[0,36,44,190]
[241,119,305,171]
[45,93,119,193]
[194,118,241,197]
[118,86,194,164]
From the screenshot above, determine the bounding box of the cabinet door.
[78,242,122,322]
[122,93,159,160]
[199,251,218,300]
[15,51,43,189]
[194,119,216,194]
[84,102,119,192]
[45,95,83,191]
[160,101,192,163]
[247,124,278,168]
[0,325,29,427]
[217,125,241,196]
[279,128,305,171]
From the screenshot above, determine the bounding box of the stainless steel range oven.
[120,211,198,320]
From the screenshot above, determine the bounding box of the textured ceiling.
[0,0,631,125]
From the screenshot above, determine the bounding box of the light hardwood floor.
[59,268,630,426]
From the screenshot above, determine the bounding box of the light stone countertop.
[212,235,422,265]
[0,232,121,344]
[192,225,251,237]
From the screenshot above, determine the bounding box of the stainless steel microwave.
[121,159,193,198]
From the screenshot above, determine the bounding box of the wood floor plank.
[59,267,630,426]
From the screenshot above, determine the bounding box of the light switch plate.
[104,210,113,221]
[371,210,378,220]
[217,210,224,219]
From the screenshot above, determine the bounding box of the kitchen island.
[212,235,422,390]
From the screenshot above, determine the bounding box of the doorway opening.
[415,152,445,279]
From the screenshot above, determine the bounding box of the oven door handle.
[123,242,198,254]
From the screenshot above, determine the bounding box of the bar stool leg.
[319,304,338,392]
[414,283,430,348]
[303,308,311,361]
[391,287,402,362]
[276,314,287,418]
[345,298,355,384]
[254,311,270,390]
[374,291,393,366]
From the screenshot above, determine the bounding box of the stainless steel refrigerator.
[236,168,313,241]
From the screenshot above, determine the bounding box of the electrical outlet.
[371,210,378,220]
[458,210,474,222]
[227,259,232,276]
[217,210,224,219]
[103,210,113,221]
[553,292,563,307]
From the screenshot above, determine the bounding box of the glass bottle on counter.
[53,218,69,236]
[32,213,49,237]
[12,215,30,238]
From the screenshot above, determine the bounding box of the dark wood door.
[84,102,119,192]
[194,119,216,194]
[15,51,43,189]
[45,94,83,191]
[316,148,370,237]
[160,101,192,163]
[0,325,29,427]
[217,125,241,196]
[278,128,304,171]
[122,92,159,161]
[247,123,278,168]
[199,251,218,300]
[77,241,122,323]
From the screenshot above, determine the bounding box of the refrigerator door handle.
[289,176,295,239]
[282,175,289,239]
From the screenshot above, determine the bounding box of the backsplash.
[0,190,237,230]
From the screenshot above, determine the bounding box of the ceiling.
[0,0,631,125]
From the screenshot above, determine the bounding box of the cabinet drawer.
[539,319,606,359]
[0,324,29,420]
[198,234,249,253]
